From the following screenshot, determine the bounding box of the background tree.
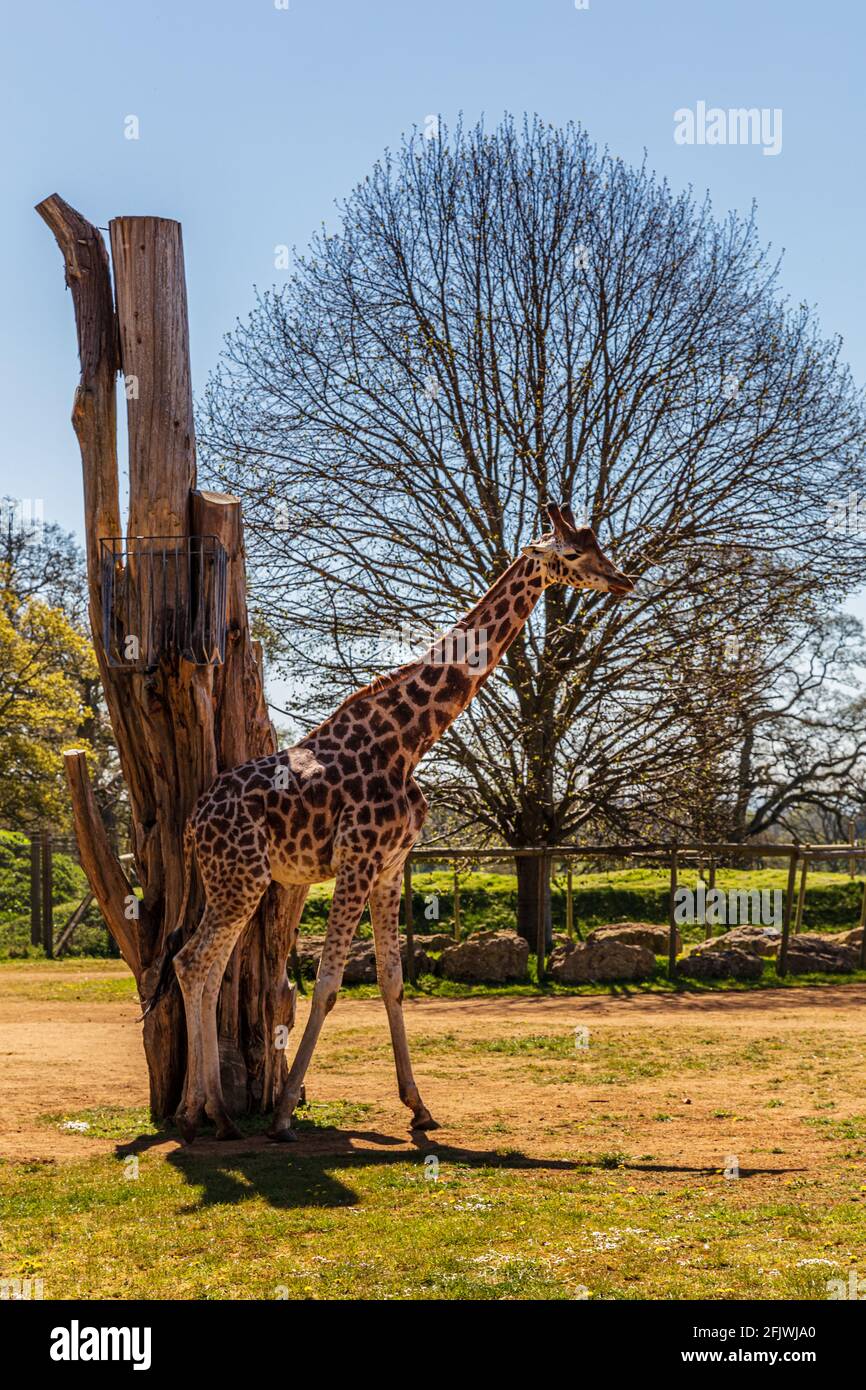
[0,563,96,831]
[202,116,866,938]
[0,502,123,838]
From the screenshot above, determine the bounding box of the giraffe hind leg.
[369,869,437,1132]
[173,888,265,1143]
[270,865,373,1141]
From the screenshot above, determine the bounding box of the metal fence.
[100,534,228,669]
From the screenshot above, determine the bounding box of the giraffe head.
[522,503,634,596]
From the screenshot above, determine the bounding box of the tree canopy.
[201,115,866,916]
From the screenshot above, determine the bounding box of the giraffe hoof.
[410,1112,440,1132]
[267,1125,299,1143]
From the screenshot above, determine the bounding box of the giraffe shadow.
[113,1127,805,1211]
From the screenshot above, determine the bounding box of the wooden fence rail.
[404,841,866,980]
[19,835,866,978]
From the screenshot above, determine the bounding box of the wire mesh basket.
[100,535,228,669]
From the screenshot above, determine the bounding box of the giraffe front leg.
[269,865,371,1142]
[369,868,438,1133]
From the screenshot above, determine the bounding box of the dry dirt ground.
[2,968,866,1193]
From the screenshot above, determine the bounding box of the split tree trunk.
[37,194,300,1119]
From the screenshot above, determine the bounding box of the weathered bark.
[64,749,143,974]
[37,195,299,1119]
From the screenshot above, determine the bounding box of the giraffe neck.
[360,554,546,771]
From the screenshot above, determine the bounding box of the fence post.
[668,846,679,980]
[41,831,54,958]
[403,857,415,985]
[705,856,716,939]
[452,864,461,939]
[857,873,866,971]
[794,852,809,935]
[536,850,548,982]
[30,832,42,947]
[566,860,575,941]
[778,849,799,977]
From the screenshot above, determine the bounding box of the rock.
[693,926,780,958]
[417,933,455,953]
[781,934,859,975]
[400,941,433,977]
[293,935,430,983]
[294,936,325,978]
[549,936,656,983]
[336,940,378,984]
[678,947,763,981]
[439,930,529,983]
[588,922,680,955]
[835,926,864,949]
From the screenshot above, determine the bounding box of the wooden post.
[41,832,53,958]
[849,819,856,879]
[536,851,548,982]
[29,832,42,947]
[777,849,799,977]
[794,853,809,935]
[705,856,716,939]
[55,892,94,957]
[668,846,679,979]
[403,857,415,985]
[566,860,575,941]
[858,875,866,971]
[453,864,461,939]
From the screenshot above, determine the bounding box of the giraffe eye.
[562,550,580,560]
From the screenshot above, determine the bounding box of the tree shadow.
[113,1125,805,1211]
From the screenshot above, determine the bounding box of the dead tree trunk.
[36,194,299,1120]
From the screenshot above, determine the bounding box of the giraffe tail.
[139,819,196,1019]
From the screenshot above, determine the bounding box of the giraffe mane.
[329,660,425,718]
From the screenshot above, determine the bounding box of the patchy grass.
[3,973,866,1299]
[1,1140,863,1299]
[36,1100,373,1144]
[0,974,139,1002]
[4,957,866,1005]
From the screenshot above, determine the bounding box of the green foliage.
[0,572,98,832]
[0,830,87,914]
[0,830,108,958]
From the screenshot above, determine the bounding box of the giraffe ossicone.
[143,503,633,1143]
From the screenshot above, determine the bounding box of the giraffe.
[142,504,634,1142]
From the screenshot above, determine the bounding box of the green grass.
[4,972,866,1299]
[36,1100,373,1143]
[2,1133,863,1299]
[3,956,866,1004]
[7,859,860,960]
[298,865,866,941]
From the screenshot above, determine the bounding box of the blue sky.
[2,0,864,633]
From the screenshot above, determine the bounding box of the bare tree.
[729,613,866,840]
[201,116,866,937]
